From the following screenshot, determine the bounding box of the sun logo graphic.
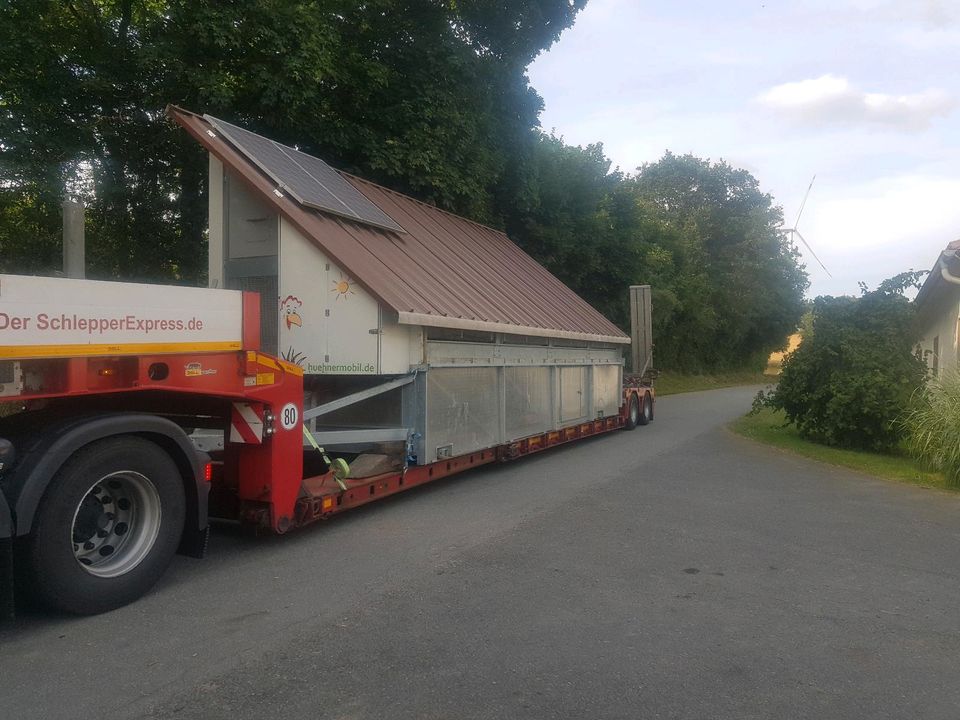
[279,295,303,330]
[331,276,355,301]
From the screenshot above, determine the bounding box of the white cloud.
[758,75,954,131]
[846,0,957,26]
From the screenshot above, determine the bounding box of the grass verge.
[655,371,777,396]
[731,407,952,491]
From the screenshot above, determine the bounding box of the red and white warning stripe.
[230,402,265,444]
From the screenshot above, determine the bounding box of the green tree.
[763,272,927,451]
[632,152,808,370]
[0,0,584,280]
[506,134,627,313]
[507,143,807,372]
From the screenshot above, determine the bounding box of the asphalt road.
[4,386,960,719]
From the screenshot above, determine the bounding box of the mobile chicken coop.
[179,109,638,467]
[0,108,653,617]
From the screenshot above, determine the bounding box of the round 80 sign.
[280,403,299,430]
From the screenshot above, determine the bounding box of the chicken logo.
[280,295,303,330]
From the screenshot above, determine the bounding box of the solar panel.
[205,115,404,233]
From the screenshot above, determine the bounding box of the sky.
[527,0,960,298]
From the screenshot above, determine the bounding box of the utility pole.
[62,198,86,279]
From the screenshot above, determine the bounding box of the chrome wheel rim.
[630,399,639,424]
[71,471,162,578]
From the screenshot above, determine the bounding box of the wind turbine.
[785,175,831,277]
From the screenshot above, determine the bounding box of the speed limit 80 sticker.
[280,402,299,430]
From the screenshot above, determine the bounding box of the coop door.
[559,366,586,422]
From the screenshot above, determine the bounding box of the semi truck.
[0,109,655,617]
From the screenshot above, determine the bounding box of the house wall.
[917,293,960,378]
[209,167,418,373]
[278,218,416,374]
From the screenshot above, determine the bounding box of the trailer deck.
[291,413,630,526]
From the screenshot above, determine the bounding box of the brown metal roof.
[170,106,629,344]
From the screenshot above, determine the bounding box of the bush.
[757,272,927,452]
[903,372,960,486]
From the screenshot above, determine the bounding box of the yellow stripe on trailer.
[0,341,242,360]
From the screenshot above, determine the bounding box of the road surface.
[3,386,960,719]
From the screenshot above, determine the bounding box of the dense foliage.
[0,0,806,371]
[760,273,927,451]
[507,145,807,370]
[1,0,573,280]
[903,371,960,486]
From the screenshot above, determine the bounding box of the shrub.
[757,272,927,452]
[903,372,960,486]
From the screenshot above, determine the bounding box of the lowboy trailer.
[0,274,654,617]
[0,108,655,617]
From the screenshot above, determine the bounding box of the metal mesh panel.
[592,365,621,417]
[228,275,278,355]
[427,367,499,459]
[505,367,552,441]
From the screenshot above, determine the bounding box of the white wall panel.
[279,218,379,374]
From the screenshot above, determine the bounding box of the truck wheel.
[638,394,653,426]
[625,395,640,430]
[26,437,185,615]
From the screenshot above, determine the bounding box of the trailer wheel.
[25,437,185,615]
[625,395,640,430]
[638,393,653,426]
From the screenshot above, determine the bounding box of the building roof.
[915,239,960,312]
[170,107,629,345]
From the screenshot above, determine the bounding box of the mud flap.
[177,525,210,559]
[0,538,13,621]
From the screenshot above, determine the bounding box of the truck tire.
[638,394,653,426]
[625,395,640,430]
[25,437,185,615]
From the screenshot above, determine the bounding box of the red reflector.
[204,462,213,482]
